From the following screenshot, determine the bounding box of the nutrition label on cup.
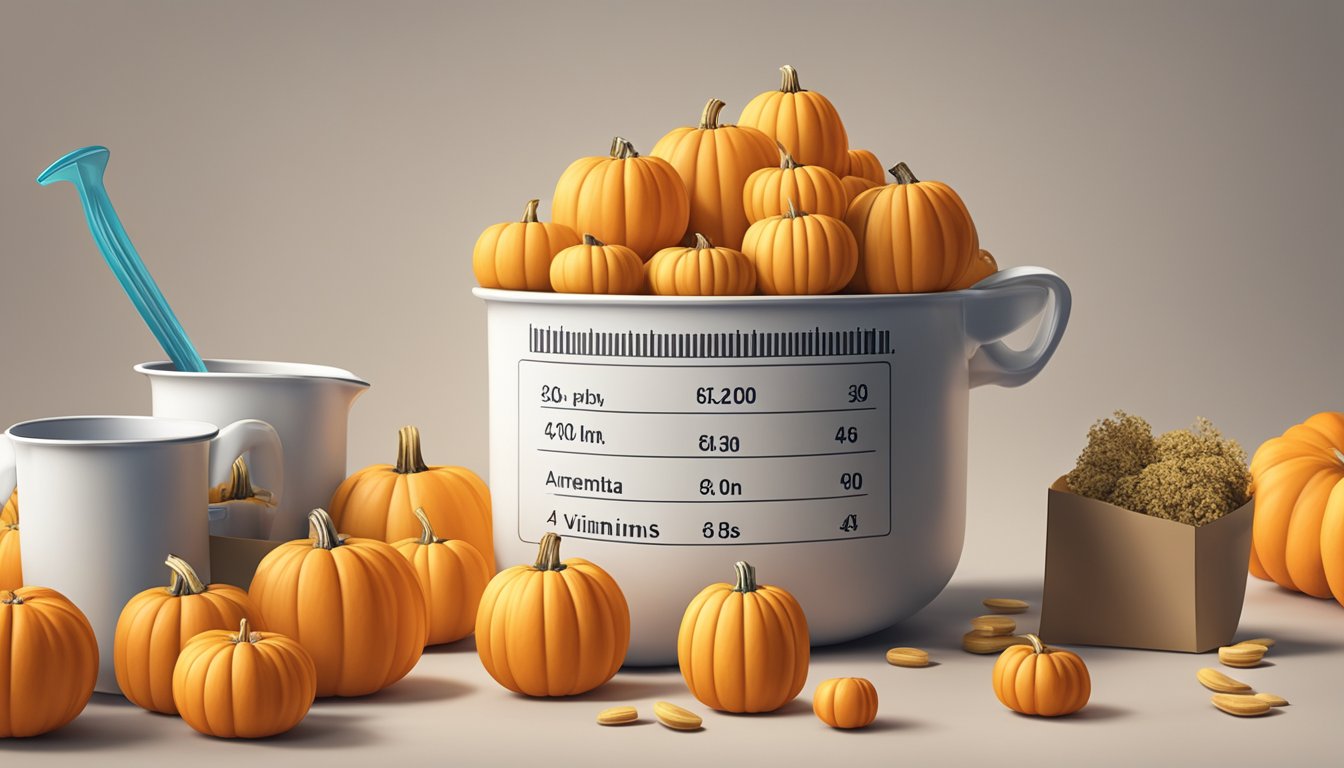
[517,360,891,546]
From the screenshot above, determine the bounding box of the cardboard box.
[208,534,286,589]
[1038,476,1254,652]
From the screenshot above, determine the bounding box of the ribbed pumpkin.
[743,143,849,223]
[552,137,689,260]
[0,587,98,738]
[742,200,858,295]
[173,618,316,738]
[646,233,757,296]
[249,508,427,698]
[114,554,260,714]
[845,149,885,185]
[840,175,879,201]
[473,199,581,291]
[0,491,15,525]
[329,425,494,571]
[651,98,778,250]
[476,533,629,697]
[950,249,999,290]
[550,234,645,295]
[677,561,809,713]
[208,457,275,539]
[0,511,19,592]
[1248,412,1344,605]
[739,65,849,175]
[992,634,1090,716]
[813,677,879,729]
[845,162,979,294]
[393,507,492,646]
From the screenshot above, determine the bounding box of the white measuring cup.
[475,266,1070,665]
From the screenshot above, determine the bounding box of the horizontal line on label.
[536,448,878,459]
[539,406,879,415]
[547,492,869,504]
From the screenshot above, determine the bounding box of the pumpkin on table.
[739,65,850,175]
[651,98,778,250]
[393,507,492,646]
[473,199,581,291]
[476,533,629,697]
[114,554,260,714]
[949,249,999,290]
[677,561,809,713]
[992,634,1090,716]
[845,149,885,185]
[249,508,427,698]
[742,199,858,295]
[550,234,645,295]
[329,425,494,571]
[173,617,316,739]
[552,136,690,260]
[813,677,879,729]
[0,587,98,738]
[646,233,756,296]
[845,162,979,294]
[743,142,849,223]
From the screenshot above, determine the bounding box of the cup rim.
[134,358,369,388]
[5,415,221,446]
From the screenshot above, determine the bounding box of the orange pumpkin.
[678,561,809,713]
[651,98,778,249]
[0,587,98,737]
[813,677,879,729]
[249,508,427,698]
[739,65,849,175]
[845,162,979,294]
[473,199,581,291]
[173,617,316,738]
[329,425,494,571]
[743,143,849,223]
[393,507,492,646]
[476,533,629,697]
[550,235,645,295]
[950,249,999,290]
[646,233,756,296]
[114,554,260,714]
[553,137,690,260]
[0,490,15,525]
[742,200,858,295]
[840,175,879,201]
[846,149,885,185]
[0,517,19,592]
[1249,412,1344,605]
[992,634,1090,716]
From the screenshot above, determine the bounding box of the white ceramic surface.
[135,359,369,540]
[0,415,283,693]
[475,266,1071,665]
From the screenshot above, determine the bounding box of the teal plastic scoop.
[37,146,206,372]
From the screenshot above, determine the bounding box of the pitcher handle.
[965,266,1072,388]
[0,436,14,504]
[209,420,284,512]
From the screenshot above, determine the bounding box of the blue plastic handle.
[37,146,206,372]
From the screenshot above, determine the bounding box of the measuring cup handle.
[209,420,284,511]
[964,266,1072,389]
[0,435,14,503]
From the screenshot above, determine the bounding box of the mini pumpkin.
[845,162,979,294]
[0,587,98,738]
[552,137,690,260]
[739,65,849,175]
[840,175,879,201]
[550,234,645,295]
[992,634,1090,716]
[0,516,19,592]
[208,456,275,539]
[646,233,757,296]
[651,98,779,249]
[950,249,999,290]
[473,199,581,291]
[115,554,261,714]
[1249,412,1344,605]
[329,425,494,571]
[813,677,879,729]
[678,561,809,713]
[249,508,427,698]
[393,507,492,646]
[173,617,316,738]
[476,532,629,697]
[743,143,849,223]
[742,200,858,295]
[845,149,885,185]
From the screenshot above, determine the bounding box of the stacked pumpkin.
[474,65,1000,297]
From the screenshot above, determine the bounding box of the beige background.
[1,0,1342,764]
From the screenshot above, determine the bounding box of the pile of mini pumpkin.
[473,65,999,297]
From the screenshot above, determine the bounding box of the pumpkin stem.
[1024,634,1046,654]
[732,561,758,593]
[691,233,713,250]
[521,199,541,224]
[218,456,256,501]
[1334,448,1344,466]
[309,508,345,550]
[164,554,208,597]
[610,137,640,160]
[1,591,22,605]
[776,141,800,170]
[698,98,726,130]
[233,617,261,645]
[784,197,805,219]
[395,426,430,475]
[779,64,803,93]
[889,163,919,185]
[582,233,605,247]
[413,507,442,546]
[533,532,567,572]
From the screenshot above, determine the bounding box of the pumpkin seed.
[596,706,639,725]
[1237,637,1275,649]
[1196,668,1251,694]
[962,631,1028,654]
[1254,693,1289,707]
[885,647,930,667]
[1219,644,1267,668]
[654,701,702,730]
[969,615,1016,636]
[981,598,1029,614]
[1211,694,1271,717]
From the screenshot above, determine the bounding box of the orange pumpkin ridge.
[550,234,645,295]
[742,142,849,223]
[393,507,492,646]
[739,65,850,175]
[814,677,879,729]
[473,199,581,291]
[0,587,98,738]
[742,199,858,295]
[646,233,757,296]
[991,634,1090,717]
